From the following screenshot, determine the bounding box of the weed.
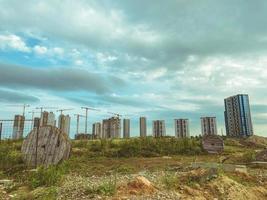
[161,171,179,190]
[29,162,69,188]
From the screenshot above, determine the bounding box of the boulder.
[21,126,71,167]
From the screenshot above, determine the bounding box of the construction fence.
[0,119,33,140]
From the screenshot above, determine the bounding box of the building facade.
[58,114,71,135]
[123,119,130,138]
[102,117,121,139]
[174,119,190,138]
[139,117,147,137]
[33,117,40,129]
[12,115,25,139]
[92,122,102,139]
[201,117,217,136]
[153,120,166,137]
[224,94,253,137]
[40,111,56,127]
[75,133,90,140]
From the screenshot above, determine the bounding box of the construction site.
[0,103,267,200]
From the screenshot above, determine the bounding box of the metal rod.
[0,123,2,141]
[77,115,79,135]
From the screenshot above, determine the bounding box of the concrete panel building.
[58,114,71,135]
[40,111,56,127]
[92,122,102,139]
[174,119,190,138]
[153,120,166,137]
[102,117,121,139]
[224,94,253,137]
[201,117,217,136]
[123,119,130,138]
[75,133,90,140]
[139,117,147,137]
[33,117,40,129]
[12,115,25,139]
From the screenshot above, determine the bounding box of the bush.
[79,137,203,158]
[0,140,24,173]
[241,150,256,163]
[161,171,179,189]
[29,163,69,188]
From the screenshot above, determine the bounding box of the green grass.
[161,171,179,190]
[84,175,117,196]
[29,163,69,188]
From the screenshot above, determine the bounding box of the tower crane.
[107,112,123,118]
[74,114,85,135]
[81,107,101,134]
[35,106,58,115]
[7,104,30,116]
[56,108,73,115]
[28,110,41,129]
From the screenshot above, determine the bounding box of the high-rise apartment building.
[224,94,253,137]
[12,115,25,139]
[92,122,102,139]
[123,119,130,138]
[153,120,166,137]
[40,111,56,127]
[139,117,147,137]
[201,117,217,136]
[58,114,71,135]
[33,117,40,129]
[102,117,121,139]
[174,119,190,138]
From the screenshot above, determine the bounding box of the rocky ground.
[1,136,267,199]
[2,165,265,200]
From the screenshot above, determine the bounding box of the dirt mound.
[208,175,267,200]
[256,149,267,161]
[180,168,218,184]
[240,135,267,148]
[117,176,156,196]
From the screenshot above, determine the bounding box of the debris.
[202,135,224,154]
[21,126,71,167]
[256,148,267,162]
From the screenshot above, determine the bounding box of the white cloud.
[0,34,30,52]
[33,45,48,55]
[52,47,64,56]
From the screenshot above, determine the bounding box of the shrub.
[161,171,179,189]
[0,140,24,173]
[29,162,69,188]
[241,150,256,163]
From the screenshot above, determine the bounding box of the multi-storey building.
[224,94,253,137]
[33,117,40,129]
[123,119,130,138]
[201,117,217,136]
[40,111,56,127]
[58,114,71,135]
[153,120,166,137]
[102,117,121,139]
[92,122,102,139]
[174,119,190,138]
[139,117,147,137]
[12,115,25,139]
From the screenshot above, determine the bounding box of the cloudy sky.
[0,0,267,138]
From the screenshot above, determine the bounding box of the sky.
[0,0,267,138]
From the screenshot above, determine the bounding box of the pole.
[35,108,42,168]
[0,123,2,141]
[31,112,34,130]
[85,109,88,134]
[76,115,80,135]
